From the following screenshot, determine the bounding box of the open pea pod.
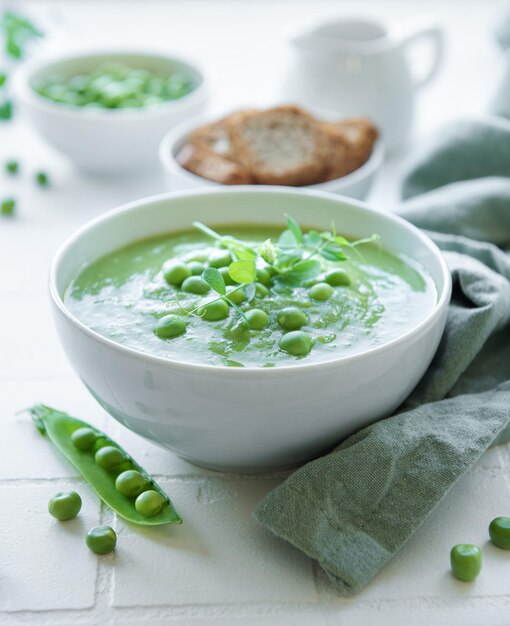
[29,404,182,526]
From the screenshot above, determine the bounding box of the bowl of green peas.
[13,50,209,174]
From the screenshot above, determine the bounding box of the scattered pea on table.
[450,544,482,582]
[35,171,49,187]
[489,517,510,549]
[48,490,82,521]
[1,197,16,216]
[5,159,19,175]
[86,525,117,554]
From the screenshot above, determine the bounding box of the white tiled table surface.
[1,1,510,624]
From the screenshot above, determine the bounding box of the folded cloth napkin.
[255,56,510,598]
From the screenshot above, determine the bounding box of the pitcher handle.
[400,19,444,90]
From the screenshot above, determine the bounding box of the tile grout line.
[92,499,117,622]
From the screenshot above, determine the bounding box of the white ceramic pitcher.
[282,17,444,151]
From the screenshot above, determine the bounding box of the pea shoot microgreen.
[192,214,378,287]
[1,10,43,60]
[166,216,378,325]
[0,11,43,122]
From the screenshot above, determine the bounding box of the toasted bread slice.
[189,110,257,159]
[176,143,253,185]
[322,117,379,181]
[227,105,329,186]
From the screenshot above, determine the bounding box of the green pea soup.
[64,224,438,368]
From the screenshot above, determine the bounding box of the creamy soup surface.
[64,224,437,368]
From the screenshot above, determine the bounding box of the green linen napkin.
[255,100,510,595]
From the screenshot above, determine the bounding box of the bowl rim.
[159,113,385,191]
[49,186,451,376]
[13,48,210,121]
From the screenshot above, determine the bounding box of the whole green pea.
[135,490,165,517]
[256,268,272,286]
[5,160,19,175]
[489,517,510,549]
[115,470,146,497]
[162,261,191,286]
[198,299,230,321]
[245,309,269,330]
[181,276,210,295]
[1,198,15,216]
[277,307,308,330]
[325,269,351,287]
[86,525,117,554]
[154,315,187,339]
[48,491,82,521]
[279,331,313,356]
[219,266,234,285]
[208,249,232,268]
[309,282,334,301]
[71,427,97,451]
[255,282,269,298]
[188,261,206,276]
[36,171,50,188]
[226,286,246,305]
[450,544,482,582]
[95,446,126,471]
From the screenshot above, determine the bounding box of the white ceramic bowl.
[50,188,450,472]
[159,115,384,199]
[14,50,210,174]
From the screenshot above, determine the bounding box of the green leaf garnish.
[245,283,256,302]
[228,260,257,284]
[179,217,380,327]
[278,260,322,286]
[201,267,226,295]
[285,213,303,244]
[278,229,298,249]
[320,246,347,262]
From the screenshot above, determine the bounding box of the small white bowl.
[14,50,210,174]
[159,115,384,199]
[49,187,450,473]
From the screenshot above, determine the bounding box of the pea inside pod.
[29,404,182,526]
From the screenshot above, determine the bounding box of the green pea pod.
[28,404,182,526]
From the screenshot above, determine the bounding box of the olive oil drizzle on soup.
[64,225,437,368]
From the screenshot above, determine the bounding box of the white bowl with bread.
[159,105,384,199]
